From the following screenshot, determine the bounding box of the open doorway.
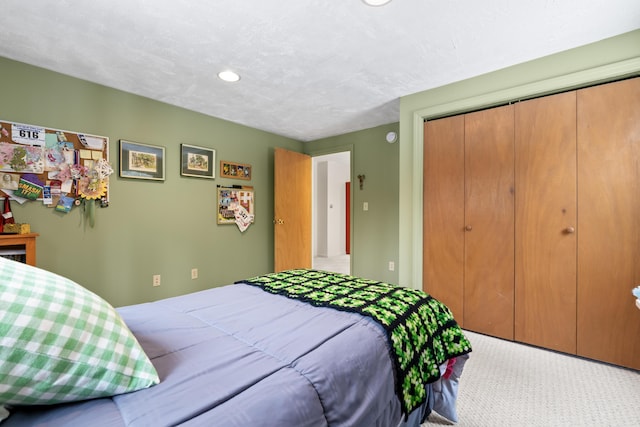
[312,151,351,275]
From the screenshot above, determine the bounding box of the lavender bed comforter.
[4,283,456,426]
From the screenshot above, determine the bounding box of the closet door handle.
[465,225,473,231]
[564,226,575,234]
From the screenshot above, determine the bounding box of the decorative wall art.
[0,118,112,227]
[220,160,251,180]
[180,144,215,179]
[119,140,165,181]
[216,185,254,232]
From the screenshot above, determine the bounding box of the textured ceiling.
[1,0,639,141]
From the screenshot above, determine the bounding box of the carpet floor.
[423,330,640,426]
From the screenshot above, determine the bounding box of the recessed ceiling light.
[218,70,240,82]
[362,0,392,6]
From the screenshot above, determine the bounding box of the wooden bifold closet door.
[423,115,465,322]
[423,105,515,340]
[463,105,514,340]
[576,78,640,370]
[514,91,577,355]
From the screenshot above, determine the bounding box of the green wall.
[0,57,302,306]
[397,29,640,289]
[306,123,400,284]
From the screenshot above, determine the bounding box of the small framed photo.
[181,144,215,179]
[220,160,251,180]
[119,140,165,181]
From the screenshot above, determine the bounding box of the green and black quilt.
[238,269,472,416]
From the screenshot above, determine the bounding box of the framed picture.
[119,140,165,181]
[220,160,251,180]
[217,186,254,225]
[181,144,215,179]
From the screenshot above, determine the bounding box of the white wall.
[314,161,328,256]
[313,152,350,257]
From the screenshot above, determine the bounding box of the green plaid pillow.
[0,258,159,406]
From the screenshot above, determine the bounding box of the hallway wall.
[313,152,350,258]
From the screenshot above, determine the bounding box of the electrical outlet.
[191,268,198,279]
[388,261,395,271]
[363,202,369,211]
[153,274,161,287]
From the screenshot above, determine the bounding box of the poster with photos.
[217,186,254,231]
[0,118,109,210]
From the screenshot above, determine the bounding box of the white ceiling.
[1,0,638,142]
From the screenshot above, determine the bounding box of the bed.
[0,260,471,426]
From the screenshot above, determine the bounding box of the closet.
[423,77,640,370]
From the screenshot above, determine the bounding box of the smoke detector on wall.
[386,131,398,143]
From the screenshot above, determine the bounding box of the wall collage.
[0,118,254,232]
[0,119,111,228]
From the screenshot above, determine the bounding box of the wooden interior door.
[576,77,640,370]
[464,105,515,340]
[274,148,312,272]
[423,116,465,322]
[514,91,577,354]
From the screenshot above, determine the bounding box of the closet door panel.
[515,91,577,354]
[577,77,640,370]
[464,105,515,339]
[423,117,465,322]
